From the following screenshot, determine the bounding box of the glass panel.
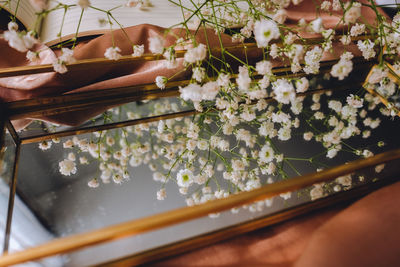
[17,96,193,140]
[13,159,400,267]
[9,83,400,265]
[0,130,16,252]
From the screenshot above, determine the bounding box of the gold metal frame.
[0,38,398,266]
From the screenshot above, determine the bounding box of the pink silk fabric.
[0,0,383,129]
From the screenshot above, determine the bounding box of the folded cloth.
[0,0,384,129]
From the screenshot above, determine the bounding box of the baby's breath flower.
[88,178,99,188]
[336,174,352,187]
[254,19,280,48]
[155,76,167,89]
[295,77,309,93]
[357,40,376,60]
[68,152,76,161]
[272,79,295,104]
[38,141,52,150]
[177,169,194,188]
[157,188,166,200]
[330,52,353,80]
[184,44,206,64]
[346,94,363,108]
[59,159,77,176]
[304,46,323,74]
[26,51,40,63]
[79,157,89,165]
[321,1,331,11]
[309,17,324,33]
[344,2,361,24]
[350,23,365,37]
[104,46,122,60]
[310,184,324,200]
[255,60,272,75]
[259,145,275,163]
[132,44,144,57]
[149,35,164,54]
[303,132,313,141]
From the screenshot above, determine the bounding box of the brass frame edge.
[0,148,398,266]
[98,175,397,267]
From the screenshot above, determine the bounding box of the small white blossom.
[59,159,77,176]
[330,52,353,80]
[192,67,206,82]
[256,60,272,75]
[346,94,363,108]
[310,17,324,33]
[132,44,144,57]
[344,2,361,24]
[350,23,365,37]
[79,157,89,164]
[295,77,309,93]
[104,46,122,60]
[340,35,351,45]
[254,19,280,48]
[68,152,76,161]
[310,183,324,200]
[259,145,275,163]
[155,76,167,89]
[321,1,331,11]
[88,178,99,188]
[336,174,352,187]
[202,81,219,101]
[179,83,202,102]
[26,51,40,63]
[38,141,52,150]
[357,40,376,60]
[303,132,313,141]
[149,35,164,54]
[163,48,178,69]
[177,169,194,188]
[272,79,295,104]
[3,24,37,52]
[157,188,166,200]
[236,66,251,92]
[304,46,323,74]
[184,44,207,64]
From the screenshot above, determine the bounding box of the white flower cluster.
[104,46,122,60]
[179,81,219,103]
[2,22,37,53]
[53,48,76,74]
[330,52,353,80]
[26,0,398,213]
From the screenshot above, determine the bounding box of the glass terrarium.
[0,59,398,266]
[0,0,399,266]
